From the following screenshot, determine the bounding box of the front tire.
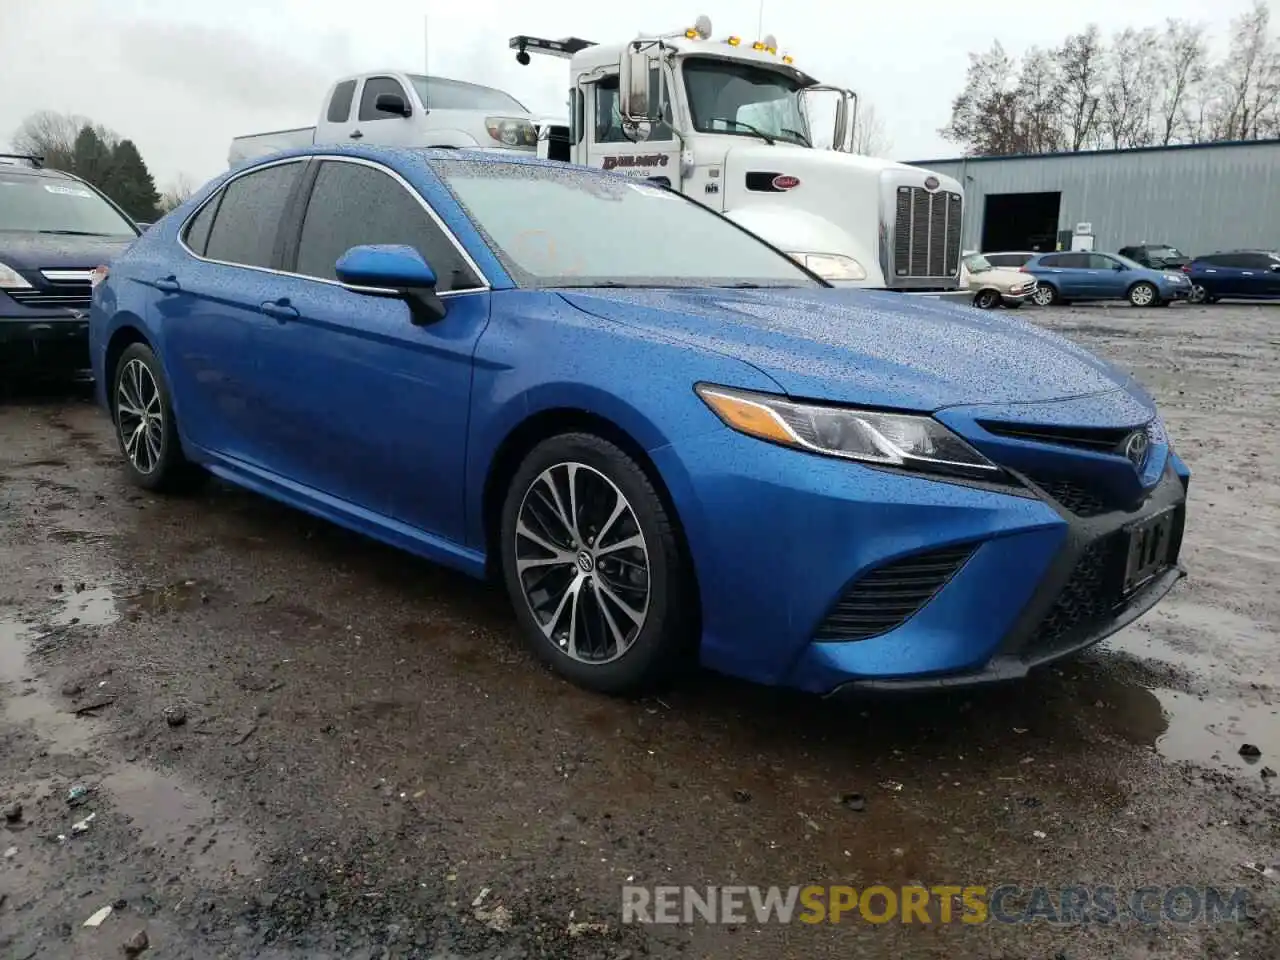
[1031,284,1059,307]
[498,432,694,695]
[1128,282,1158,307]
[111,343,204,492]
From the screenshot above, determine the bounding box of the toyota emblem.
[1122,430,1150,469]
[923,175,940,191]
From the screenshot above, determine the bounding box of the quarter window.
[182,196,219,256]
[202,161,302,269]
[293,160,481,293]
[327,80,357,123]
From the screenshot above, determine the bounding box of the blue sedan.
[87,146,1190,696]
[1025,251,1192,307]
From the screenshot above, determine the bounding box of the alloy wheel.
[1189,284,1207,304]
[1130,284,1155,306]
[1032,286,1055,306]
[116,358,163,474]
[513,461,650,664]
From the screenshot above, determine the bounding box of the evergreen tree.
[71,125,113,186]
[106,139,161,222]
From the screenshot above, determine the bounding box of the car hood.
[965,267,1033,293]
[560,286,1140,410]
[0,231,137,271]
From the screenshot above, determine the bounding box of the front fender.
[420,129,480,148]
[722,205,883,287]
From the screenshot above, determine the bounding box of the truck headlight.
[695,383,1001,480]
[787,252,867,281]
[0,260,32,289]
[484,117,538,148]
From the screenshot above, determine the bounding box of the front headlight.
[787,252,867,282]
[484,116,538,147]
[695,384,1001,479]
[1163,273,1184,283]
[0,260,33,290]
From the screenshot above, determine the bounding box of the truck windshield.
[432,159,822,289]
[408,76,529,113]
[0,174,137,237]
[682,58,811,146]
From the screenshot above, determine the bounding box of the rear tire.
[498,432,695,695]
[1128,282,1158,307]
[111,343,206,493]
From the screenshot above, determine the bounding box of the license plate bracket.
[1122,507,1176,595]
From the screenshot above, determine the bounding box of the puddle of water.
[1,613,99,752]
[50,585,119,627]
[1152,689,1280,777]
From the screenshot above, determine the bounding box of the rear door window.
[203,161,303,269]
[1058,253,1090,269]
[292,159,482,292]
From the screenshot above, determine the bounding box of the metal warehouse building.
[906,139,1280,257]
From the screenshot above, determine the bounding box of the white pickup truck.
[228,71,544,167]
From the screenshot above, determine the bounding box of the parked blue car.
[1025,251,1192,307]
[88,146,1190,696]
[1185,250,1280,303]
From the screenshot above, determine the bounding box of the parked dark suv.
[1118,243,1191,271]
[1,155,140,379]
[1185,250,1280,303]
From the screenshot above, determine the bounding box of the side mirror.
[374,92,411,118]
[335,244,445,324]
[1114,263,1125,271]
[617,46,657,122]
[136,222,152,232]
[1270,263,1280,273]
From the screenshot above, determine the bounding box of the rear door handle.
[260,299,299,322]
[349,129,364,139]
[154,275,180,293]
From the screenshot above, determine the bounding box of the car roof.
[0,161,82,183]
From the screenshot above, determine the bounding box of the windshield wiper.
[779,127,811,147]
[707,118,776,145]
[36,229,113,236]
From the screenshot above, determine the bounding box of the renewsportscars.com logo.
[621,884,1251,926]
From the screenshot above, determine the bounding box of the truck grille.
[892,186,961,279]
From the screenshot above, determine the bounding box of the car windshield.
[433,159,823,289]
[1148,246,1185,259]
[408,75,528,113]
[0,174,137,236]
[682,58,811,146]
[963,254,992,272]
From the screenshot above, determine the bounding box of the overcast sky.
[0,0,1264,191]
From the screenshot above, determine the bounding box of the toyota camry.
[88,146,1189,696]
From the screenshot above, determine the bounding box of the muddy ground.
[2,301,1278,959]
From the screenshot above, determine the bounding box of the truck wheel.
[973,289,1001,310]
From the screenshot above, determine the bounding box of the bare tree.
[850,102,892,157]
[158,173,197,215]
[1054,26,1106,151]
[11,110,118,170]
[1212,0,1280,139]
[1101,27,1159,148]
[1155,19,1209,144]
[1015,47,1065,153]
[939,42,1025,155]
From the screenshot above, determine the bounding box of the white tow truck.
[228,71,546,167]
[511,15,964,293]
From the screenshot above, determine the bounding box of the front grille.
[7,285,92,310]
[892,186,961,278]
[978,420,1137,453]
[815,543,975,641]
[1026,474,1111,517]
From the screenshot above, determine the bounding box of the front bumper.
[651,428,1189,695]
[0,314,92,377]
[1001,286,1036,306]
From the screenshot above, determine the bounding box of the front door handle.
[260,298,299,322]
[349,129,364,140]
[154,275,180,293]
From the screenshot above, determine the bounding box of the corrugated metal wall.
[905,140,1280,256]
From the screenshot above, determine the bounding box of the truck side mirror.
[618,45,658,122]
[832,97,849,153]
[374,93,411,118]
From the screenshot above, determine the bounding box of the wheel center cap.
[576,551,594,573]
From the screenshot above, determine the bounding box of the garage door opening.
[981,192,1062,253]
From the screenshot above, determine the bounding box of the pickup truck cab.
[228,72,541,167]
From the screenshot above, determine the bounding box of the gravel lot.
[2,300,1278,959]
